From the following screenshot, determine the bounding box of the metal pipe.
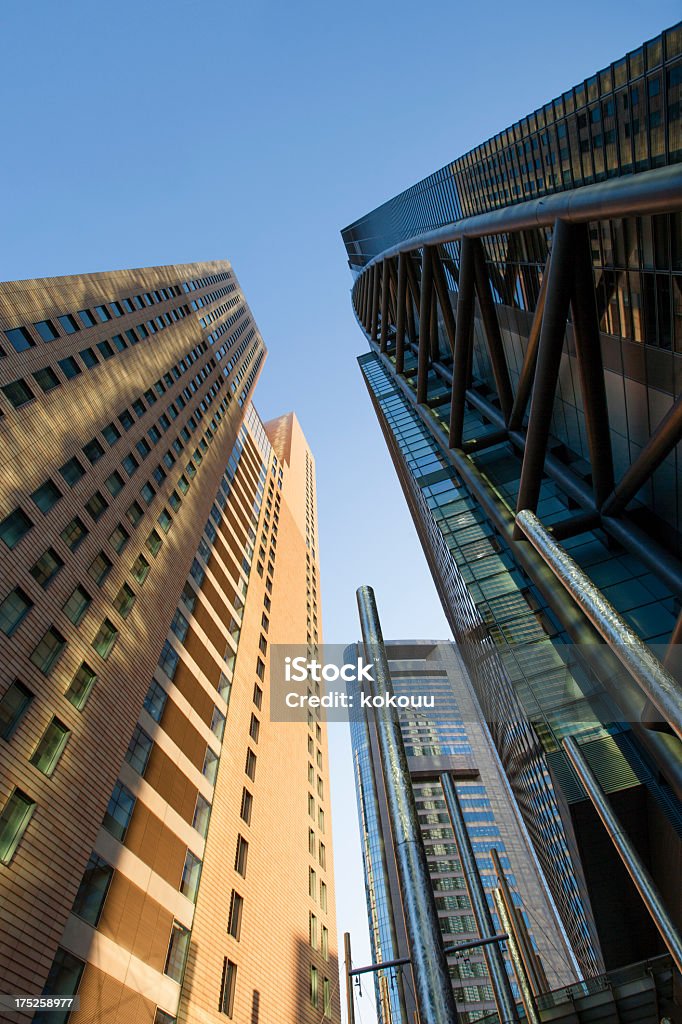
[444,934,510,955]
[371,263,381,342]
[449,236,476,448]
[472,239,513,423]
[492,889,540,1024]
[356,164,682,272]
[516,509,682,740]
[515,219,574,534]
[356,586,460,1024]
[563,735,682,976]
[418,247,433,404]
[601,392,682,517]
[490,848,545,997]
[440,772,520,1024]
[395,253,407,374]
[350,955,412,977]
[508,261,549,432]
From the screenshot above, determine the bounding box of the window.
[203,745,218,785]
[92,618,118,660]
[164,922,190,984]
[105,470,124,497]
[240,788,253,826]
[170,609,189,642]
[320,880,327,911]
[30,717,70,776]
[82,438,105,464]
[321,925,329,961]
[95,304,111,322]
[119,409,134,431]
[97,340,114,360]
[143,679,167,723]
[88,551,113,585]
[60,516,88,551]
[58,356,81,380]
[0,588,33,636]
[310,965,318,1008]
[0,508,33,549]
[179,581,196,613]
[309,911,318,949]
[122,452,138,477]
[79,347,99,368]
[0,681,33,740]
[220,958,237,1017]
[102,422,121,445]
[33,318,58,341]
[180,850,202,903]
[84,491,108,523]
[30,627,66,674]
[33,366,60,392]
[245,748,256,780]
[59,456,85,487]
[136,438,151,459]
[132,398,146,417]
[109,524,130,553]
[65,662,97,710]
[31,479,62,514]
[2,378,35,408]
[235,834,248,876]
[0,789,35,863]
[158,640,179,680]
[131,554,150,583]
[227,890,244,940]
[103,780,136,840]
[113,583,136,619]
[323,977,331,1017]
[249,715,260,742]
[34,948,84,1024]
[193,794,211,838]
[256,657,265,681]
[78,308,97,327]
[319,842,326,869]
[253,684,263,710]
[309,827,316,855]
[211,707,226,741]
[127,500,144,526]
[58,314,80,334]
[317,777,324,799]
[140,482,155,505]
[71,853,113,925]
[158,508,172,533]
[63,585,92,626]
[125,725,153,774]
[309,867,316,898]
[146,529,162,556]
[4,326,34,351]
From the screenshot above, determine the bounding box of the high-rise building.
[342,23,682,979]
[0,263,340,1024]
[348,637,579,1024]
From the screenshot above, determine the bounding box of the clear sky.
[1,2,678,1019]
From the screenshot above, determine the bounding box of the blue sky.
[1,2,678,1018]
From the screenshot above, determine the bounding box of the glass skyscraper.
[342,22,682,980]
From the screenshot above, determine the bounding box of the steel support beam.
[602,391,682,517]
[370,263,380,342]
[515,220,574,534]
[356,587,459,1024]
[472,238,513,423]
[517,510,682,740]
[441,773,520,1024]
[418,247,434,404]
[570,223,615,506]
[395,252,408,374]
[430,281,440,363]
[508,262,549,432]
[405,254,420,348]
[432,247,457,356]
[449,236,476,448]
[380,258,390,354]
[563,736,682,976]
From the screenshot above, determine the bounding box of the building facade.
[0,263,340,1024]
[348,638,579,1024]
[342,23,682,979]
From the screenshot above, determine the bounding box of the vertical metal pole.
[381,259,391,354]
[492,890,540,1024]
[491,847,546,1001]
[449,237,476,448]
[440,773,520,1024]
[344,932,356,1024]
[418,248,433,404]
[570,223,614,507]
[395,253,407,375]
[563,736,682,975]
[515,219,574,532]
[356,586,459,1024]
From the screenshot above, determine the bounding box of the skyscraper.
[0,263,340,1024]
[348,636,579,1024]
[342,23,682,978]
